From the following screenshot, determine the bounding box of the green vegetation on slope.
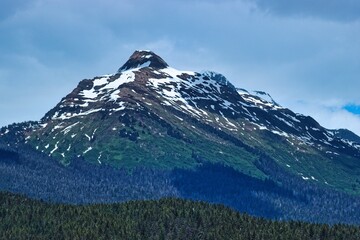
[236,125,360,195]
[1,192,359,240]
[27,112,263,177]
[23,104,360,195]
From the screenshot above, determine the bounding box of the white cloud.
[286,100,360,136]
[251,0,360,22]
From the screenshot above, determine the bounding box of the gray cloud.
[0,0,32,21]
[0,0,359,134]
[251,0,360,21]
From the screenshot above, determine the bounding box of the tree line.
[1,191,360,240]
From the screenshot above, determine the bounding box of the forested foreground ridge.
[1,192,359,240]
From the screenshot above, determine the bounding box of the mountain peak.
[118,50,169,72]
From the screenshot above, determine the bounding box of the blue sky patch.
[344,105,360,115]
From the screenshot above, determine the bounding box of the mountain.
[1,50,360,224]
[330,128,360,144]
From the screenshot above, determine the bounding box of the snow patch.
[50,141,59,155]
[61,122,80,135]
[83,147,93,154]
[97,152,102,164]
[85,134,91,141]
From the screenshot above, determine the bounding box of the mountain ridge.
[1,50,360,189]
[1,50,360,224]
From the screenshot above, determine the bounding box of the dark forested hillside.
[1,142,360,225]
[1,192,360,240]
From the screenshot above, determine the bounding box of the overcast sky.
[1,0,360,135]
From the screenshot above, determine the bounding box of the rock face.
[1,50,360,195]
[118,50,169,72]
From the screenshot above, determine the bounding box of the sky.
[1,0,360,135]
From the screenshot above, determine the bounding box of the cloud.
[0,0,32,21]
[251,0,360,22]
[288,100,360,136]
[0,53,82,125]
[0,0,359,136]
